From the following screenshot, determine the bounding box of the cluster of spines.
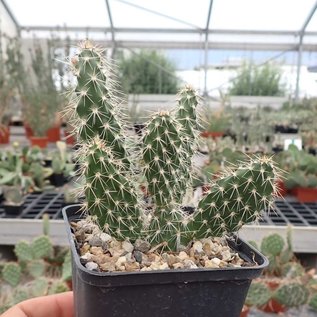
[82,139,142,240]
[187,157,280,240]
[66,40,282,251]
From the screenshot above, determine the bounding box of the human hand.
[1,291,73,317]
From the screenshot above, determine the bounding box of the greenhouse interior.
[1,0,317,316]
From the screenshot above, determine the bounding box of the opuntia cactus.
[309,293,317,311]
[67,40,281,251]
[245,280,271,307]
[31,235,53,259]
[261,233,285,256]
[2,263,21,287]
[273,282,309,307]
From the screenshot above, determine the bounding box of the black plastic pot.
[3,204,24,216]
[63,205,268,317]
[49,173,67,187]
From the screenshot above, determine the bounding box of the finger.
[2,291,74,317]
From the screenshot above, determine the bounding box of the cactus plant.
[273,282,309,307]
[261,234,285,256]
[2,263,21,287]
[66,40,281,252]
[245,280,271,307]
[31,235,53,259]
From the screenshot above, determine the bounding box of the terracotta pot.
[261,299,286,314]
[0,126,10,144]
[64,130,76,145]
[200,131,224,139]
[276,179,287,197]
[46,125,61,142]
[240,305,249,317]
[260,280,286,314]
[295,187,317,203]
[24,123,34,138]
[29,136,48,148]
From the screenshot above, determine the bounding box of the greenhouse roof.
[2,0,317,50]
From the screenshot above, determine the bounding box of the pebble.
[133,251,143,263]
[183,259,198,269]
[125,262,140,272]
[221,249,232,261]
[74,222,249,273]
[134,239,151,253]
[122,241,134,253]
[90,246,104,256]
[100,261,116,272]
[100,233,112,243]
[89,236,103,247]
[178,251,188,260]
[115,256,127,270]
[85,261,99,271]
[75,229,85,243]
[159,263,169,270]
[192,241,203,254]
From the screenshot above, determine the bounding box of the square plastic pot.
[63,205,268,317]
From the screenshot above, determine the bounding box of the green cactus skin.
[2,263,21,287]
[245,281,271,307]
[72,41,130,170]
[67,41,281,251]
[83,140,142,240]
[31,235,53,259]
[14,240,33,262]
[273,283,309,307]
[28,260,46,278]
[48,280,70,295]
[61,251,72,282]
[309,293,317,311]
[281,262,305,278]
[12,288,29,305]
[175,86,200,184]
[142,112,187,207]
[29,278,49,297]
[261,233,285,256]
[189,158,278,240]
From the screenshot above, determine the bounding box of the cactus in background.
[261,234,285,256]
[15,235,53,262]
[245,280,271,307]
[31,235,53,259]
[273,282,309,308]
[2,263,21,287]
[28,260,46,278]
[14,240,33,262]
[3,187,24,205]
[67,41,281,251]
[309,293,317,311]
[281,262,305,278]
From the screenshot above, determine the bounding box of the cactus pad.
[31,235,53,259]
[245,281,271,307]
[14,240,33,262]
[2,263,21,287]
[273,282,309,307]
[261,233,285,256]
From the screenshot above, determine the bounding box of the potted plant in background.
[201,105,231,139]
[62,41,281,317]
[49,141,75,187]
[2,186,24,216]
[277,145,317,202]
[245,231,314,314]
[23,40,62,147]
[0,44,12,144]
